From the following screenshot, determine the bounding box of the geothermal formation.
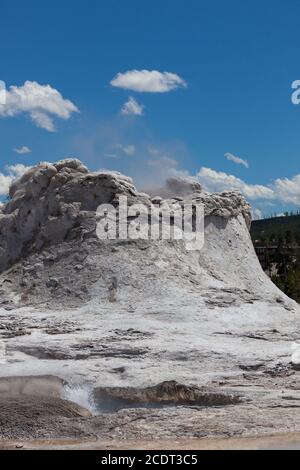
[0,159,300,443]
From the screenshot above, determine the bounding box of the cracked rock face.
[1,158,300,441]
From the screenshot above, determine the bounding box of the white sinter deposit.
[0,159,300,440]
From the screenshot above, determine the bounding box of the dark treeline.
[251,215,300,303]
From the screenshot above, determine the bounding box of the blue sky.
[1,0,300,217]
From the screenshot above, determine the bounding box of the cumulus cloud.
[225,152,249,168]
[0,81,78,131]
[13,145,31,154]
[251,208,263,220]
[115,143,136,156]
[195,166,300,208]
[0,164,31,196]
[272,174,300,206]
[0,173,13,196]
[121,96,144,116]
[110,69,187,93]
[196,167,274,200]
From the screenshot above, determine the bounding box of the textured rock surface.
[0,375,64,397]
[0,395,92,440]
[93,380,241,407]
[0,159,137,274]
[0,158,276,310]
[0,159,300,441]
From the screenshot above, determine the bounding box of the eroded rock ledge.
[93,380,241,408]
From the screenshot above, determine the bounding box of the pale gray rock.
[0,160,139,273]
[0,158,300,441]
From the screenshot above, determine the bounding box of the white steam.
[62,383,96,413]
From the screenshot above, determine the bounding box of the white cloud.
[225,152,249,168]
[272,174,300,206]
[0,81,78,131]
[0,174,11,196]
[30,111,56,131]
[195,166,300,208]
[13,145,31,154]
[251,208,263,220]
[7,164,30,178]
[111,70,187,93]
[0,164,31,196]
[121,96,144,116]
[0,80,6,105]
[196,167,274,200]
[115,143,136,156]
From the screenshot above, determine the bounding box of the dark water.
[93,396,188,413]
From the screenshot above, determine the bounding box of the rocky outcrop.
[94,380,241,407]
[0,159,139,274]
[0,160,251,273]
[0,158,265,310]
